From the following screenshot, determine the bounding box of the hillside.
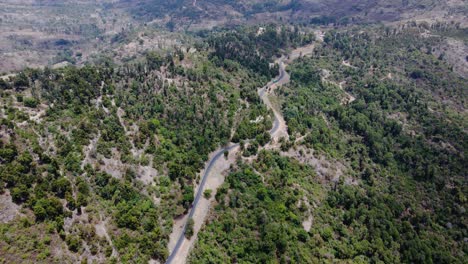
[0,26,314,263]
[0,1,467,264]
[189,24,467,263]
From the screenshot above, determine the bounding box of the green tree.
[185,218,195,238]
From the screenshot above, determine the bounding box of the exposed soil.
[338,81,356,104]
[282,146,347,184]
[0,190,21,223]
[300,196,314,232]
[94,215,118,258]
[433,37,468,79]
[321,69,356,105]
[342,59,357,69]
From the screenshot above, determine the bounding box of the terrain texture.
[0,1,467,264]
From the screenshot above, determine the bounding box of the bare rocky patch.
[281,146,352,185]
[0,190,21,223]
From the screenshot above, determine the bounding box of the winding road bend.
[165,47,310,264]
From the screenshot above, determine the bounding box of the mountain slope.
[189,24,467,263]
[0,26,311,263]
[0,2,466,263]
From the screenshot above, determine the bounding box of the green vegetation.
[280,26,467,262]
[203,189,212,199]
[0,17,466,263]
[185,218,195,239]
[206,25,314,78]
[190,151,321,263]
[0,24,307,262]
[190,25,467,263]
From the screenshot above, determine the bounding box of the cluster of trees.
[129,0,308,27]
[308,15,350,26]
[0,139,75,225]
[130,0,191,22]
[322,27,466,104]
[190,151,319,263]
[91,169,169,261]
[0,50,168,262]
[207,25,314,78]
[232,105,273,143]
[287,27,467,181]
[319,182,460,263]
[38,66,111,107]
[109,25,301,207]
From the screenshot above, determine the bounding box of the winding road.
[166,54,292,264]
[165,143,238,264]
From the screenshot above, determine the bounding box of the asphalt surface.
[165,58,287,264]
[264,60,286,137]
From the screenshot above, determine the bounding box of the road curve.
[165,143,238,264]
[259,59,288,138]
[166,56,289,264]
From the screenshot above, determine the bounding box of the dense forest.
[205,25,314,78]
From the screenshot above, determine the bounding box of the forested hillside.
[190,24,467,263]
[0,1,467,262]
[0,26,309,263]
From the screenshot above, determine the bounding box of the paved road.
[259,59,287,137]
[165,57,288,264]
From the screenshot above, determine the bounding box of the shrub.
[23,97,39,108]
[185,218,195,238]
[203,189,212,199]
